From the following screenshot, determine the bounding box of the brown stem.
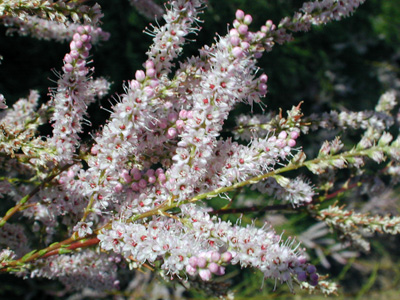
[211,203,294,215]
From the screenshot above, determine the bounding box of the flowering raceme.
[0,0,399,298]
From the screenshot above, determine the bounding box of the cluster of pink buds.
[186,250,233,281]
[63,26,93,75]
[115,167,167,193]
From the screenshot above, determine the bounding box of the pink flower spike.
[235,9,245,20]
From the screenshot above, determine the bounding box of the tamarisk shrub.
[0,0,399,298]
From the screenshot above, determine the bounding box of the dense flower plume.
[0,0,399,298]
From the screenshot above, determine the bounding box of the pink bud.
[70,41,77,50]
[199,269,212,281]
[208,262,219,274]
[130,182,139,191]
[176,119,185,130]
[67,169,74,178]
[241,41,250,50]
[221,252,233,263]
[63,64,74,73]
[145,60,155,69]
[155,168,164,176]
[258,83,267,93]
[138,179,147,188]
[197,257,207,268]
[189,256,198,267]
[216,266,225,276]
[74,40,83,49]
[290,131,299,139]
[167,127,177,139]
[158,173,166,183]
[278,131,287,139]
[288,139,296,147]
[168,112,178,123]
[64,54,73,64]
[120,170,131,183]
[70,50,80,59]
[229,28,239,37]
[90,147,98,155]
[146,68,156,78]
[129,80,140,89]
[131,168,142,181]
[186,265,197,276]
[179,110,188,119]
[144,86,154,97]
[230,35,241,46]
[148,176,156,184]
[238,24,248,35]
[232,47,243,58]
[235,9,245,20]
[114,183,123,193]
[135,70,146,82]
[80,34,89,42]
[211,251,221,262]
[260,74,268,83]
[77,26,85,35]
[244,14,253,25]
